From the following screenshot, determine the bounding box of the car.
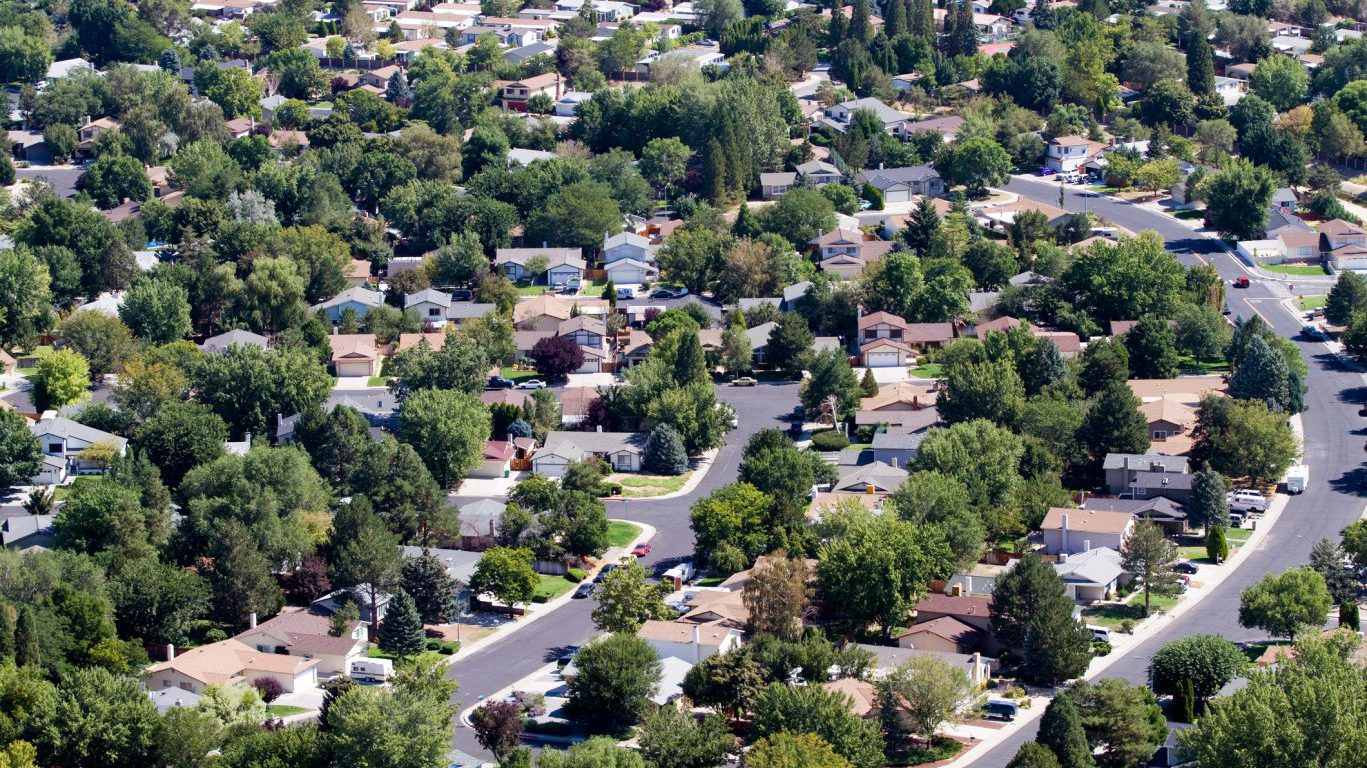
[593,563,618,583]
[1234,275,1250,288]
[649,288,674,299]
[516,379,547,390]
[671,288,690,298]
[1227,489,1268,513]
[572,582,596,599]
[557,646,580,666]
[631,543,653,557]
[1174,561,1199,574]
[1303,324,1325,340]
[616,287,636,300]
[1229,512,1246,528]
[1039,167,1056,176]
[731,376,758,387]
[486,376,514,389]
[450,289,473,301]
[983,700,1019,722]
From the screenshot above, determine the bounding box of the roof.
[1128,470,1194,491]
[679,590,748,626]
[855,643,995,678]
[557,386,599,417]
[557,316,607,336]
[513,295,608,324]
[901,115,964,135]
[1084,496,1186,522]
[398,332,448,352]
[1319,219,1366,237]
[145,639,320,685]
[1140,396,1197,427]
[860,337,911,354]
[30,416,128,451]
[913,593,993,620]
[823,677,877,717]
[405,288,452,309]
[860,380,938,412]
[810,227,866,247]
[855,164,942,190]
[400,546,481,584]
[1040,507,1134,535]
[760,172,797,186]
[636,619,738,646]
[858,310,907,330]
[974,316,1024,336]
[870,431,926,451]
[483,440,514,461]
[827,97,909,127]
[330,334,379,363]
[1102,453,1190,472]
[652,655,693,706]
[834,460,908,493]
[1033,330,1081,354]
[201,329,268,352]
[1054,547,1125,586]
[896,616,980,645]
[539,430,648,461]
[237,607,364,656]
[1127,377,1225,402]
[481,388,528,407]
[904,322,955,344]
[495,248,585,270]
[313,286,383,311]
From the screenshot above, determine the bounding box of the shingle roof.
[1040,507,1134,535]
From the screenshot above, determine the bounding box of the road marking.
[1242,297,1272,325]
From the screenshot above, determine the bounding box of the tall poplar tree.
[1187,32,1215,96]
[884,0,907,38]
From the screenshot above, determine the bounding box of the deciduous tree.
[1238,566,1332,639]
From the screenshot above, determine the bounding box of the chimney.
[891,457,898,469]
[692,624,701,665]
[1061,512,1069,553]
[596,425,603,432]
[1057,552,1068,563]
[1083,539,1091,552]
[165,643,175,660]
[249,612,258,629]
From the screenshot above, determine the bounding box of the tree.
[190,345,331,439]
[331,501,402,635]
[1174,304,1232,363]
[1037,694,1094,768]
[43,667,162,768]
[134,401,228,487]
[799,349,861,419]
[1068,680,1167,768]
[398,389,490,487]
[32,349,90,411]
[915,419,1024,508]
[324,660,457,768]
[936,136,1012,196]
[938,357,1025,427]
[878,655,981,747]
[758,187,838,248]
[742,553,811,641]
[720,321,753,375]
[537,738,645,768]
[378,588,426,658]
[1308,537,1355,605]
[1081,381,1149,461]
[591,559,671,633]
[198,683,266,727]
[470,700,524,760]
[767,312,816,377]
[1024,604,1095,685]
[1203,159,1276,241]
[56,311,136,378]
[565,632,662,732]
[530,334,586,380]
[642,423,689,476]
[1141,78,1195,128]
[1228,335,1295,412]
[470,547,537,617]
[1238,567,1332,640]
[0,248,53,349]
[640,137,690,193]
[401,548,460,624]
[1187,32,1215,96]
[1148,635,1246,711]
[84,153,151,209]
[1186,468,1230,533]
[746,732,853,768]
[991,555,1076,651]
[1248,54,1308,112]
[1190,396,1297,485]
[1325,271,1367,326]
[1123,316,1178,379]
[750,682,886,768]
[1009,744,1064,768]
[1205,524,1228,563]
[526,181,622,251]
[1120,521,1182,617]
[0,410,42,488]
[636,707,733,768]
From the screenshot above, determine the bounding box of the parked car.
[631,543,653,557]
[1302,324,1324,340]
[983,700,1019,722]
[593,563,618,583]
[516,379,547,390]
[486,376,514,389]
[1227,489,1268,513]
[572,582,596,599]
[671,288,690,298]
[617,287,636,300]
[1234,275,1250,288]
[450,289,473,301]
[1229,512,1246,528]
[1087,625,1114,643]
[731,376,758,386]
[649,288,674,299]
[1039,167,1056,176]
[1174,561,1199,574]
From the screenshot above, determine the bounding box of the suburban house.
[1040,507,1136,556]
[30,415,128,477]
[759,172,797,199]
[820,97,909,134]
[1054,547,1126,603]
[497,72,563,111]
[679,590,748,628]
[200,329,269,353]
[404,289,454,327]
[1,514,56,549]
[833,461,908,495]
[870,431,924,468]
[811,229,896,277]
[78,116,120,149]
[795,159,842,186]
[472,440,514,479]
[896,114,964,142]
[330,334,381,378]
[856,380,940,431]
[861,336,912,368]
[604,256,659,285]
[312,286,385,323]
[636,620,743,664]
[1085,496,1188,536]
[1045,135,1108,173]
[634,42,727,74]
[457,498,506,550]
[1138,396,1201,455]
[495,247,586,286]
[312,588,390,626]
[856,643,994,689]
[941,560,1018,598]
[894,617,980,654]
[144,639,320,695]
[533,431,648,477]
[602,231,657,264]
[234,607,367,676]
[558,316,612,372]
[514,295,608,331]
[853,164,944,203]
[1103,453,1191,496]
[1320,219,1367,271]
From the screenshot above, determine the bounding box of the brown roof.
[896,616,980,645]
[1320,219,1366,237]
[238,607,366,657]
[481,389,528,407]
[913,593,993,619]
[145,638,319,685]
[397,332,448,352]
[484,440,514,460]
[860,380,938,412]
[858,311,907,330]
[1040,507,1134,535]
[513,295,607,325]
[904,322,956,344]
[975,316,1024,336]
[331,334,379,362]
[1127,376,1225,401]
[860,337,912,354]
[679,590,748,626]
[824,678,878,717]
[636,619,736,645]
[1033,330,1080,354]
[558,386,599,417]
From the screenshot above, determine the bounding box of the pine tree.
[1030,0,1057,29]
[1341,600,1361,632]
[733,203,762,239]
[829,0,848,46]
[1188,468,1231,533]
[703,137,729,203]
[901,195,941,255]
[1187,32,1215,96]
[1176,678,1197,723]
[378,589,427,657]
[401,549,461,625]
[1228,335,1291,411]
[643,424,689,475]
[914,0,935,40]
[158,48,181,73]
[386,71,413,104]
[1205,524,1228,563]
[1024,608,1094,685]
[1081,381,1150,460]
[14,605,39,668]
[953,0,976,58]
[860,368,879,397]
[0,603,13,663]
[1036,693,1095,768]
[850,0,873,43]
[941,3,958,55]
[884,0,907,38]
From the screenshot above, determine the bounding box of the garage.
[861,338,910,368]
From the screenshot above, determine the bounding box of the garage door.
[883,188,911,204]
[866,351,900,368]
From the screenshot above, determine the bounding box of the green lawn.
[1299,295,1327,311]
[365,640,458,664]
[499,367,542,383]
[1082,593,1179,630]
[1227,527,1252,546]
[606,521,642,548]
[534,573,577,601]
[909,363,943,378]
[516,283,552,296]
[1172,208,1204,220]
[694,576,725,587]
[1178,355,1231,374]
[1263,263,1329,276]
[366,376,387,387]
[266,704,310,717]
[618,472,691,498]
[886,736,963,766]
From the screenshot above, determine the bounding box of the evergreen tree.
[829,0,848,45]
[953,0,976,57]
[1024,608,1095,684]
[1037,694,1095,768]
[1187,468,1231,533]
[401,549,461,625]
[1228,335,1292,412]
[941,2,958,55]
[1341,600,1360,632]
[913,0,935,40]
[860,368,879,397]
[1081,381,1150,460]
[850,0,873,44]
[0,603,13,662]
[733,203,762,239]
[884,0,907,38]
[1205,524,1228,563]
[901,195,942,255]
[1008,743,1063,768]
[14,605,39,667]
[1172,678,1196,723]
[386,71,413,104]
[1030,0,1057,29]
[158,48,180,73]
[1187,32,1215,96]
[378,589,427,657]
[703,138,729,203]
[1123,317,1179,379]
[643,424,689,475]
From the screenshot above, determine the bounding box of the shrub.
[602,483,622,496]
[567,568,587,583]
[251,677,285,703]
[440,641,460,655]
[811,429,851,450]
[854,424,877,443]
[426,639,442,651]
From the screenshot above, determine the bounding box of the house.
[699,321,778,365]
[1,514,56,549]
[895,617,980,654]
[148,687,202,713]
[46,57,93,80]
[1138,396,1200,455]
[405,289,453,326]
[1119,469,1195,504]
[30,415,128,475]
[821,98,909,134]
[507,147,560,166]
[513,295,608,331]
[143,639,321,695]
[824,677,878,718]
[911,593,993,633]
[557,386,600,426]
[457,498,506,550]
[635,42,726,75]
[1045,135,1108,173]
[861,337,912,368]
[856,380,940,430]
[200,329,269,353]
[330,334,381,378]
[496,72,563,111]
[942,560,1018,598]
[312,587,391,626]
[1040,507,1135,556]
[78,117,120,149]
[759,172,798,199]
[604,257,659,285]
[636,620,743,664]
[495,247,586,286]
[533,431,648,476]
[472,440,514,479]
[897,114,964,143]
[854,164,944,203]
[810,228,895,264]
[312,286,385,323]
[678,590,748,628]
[506,40,557,64]
[858,310,908,345]
[870,431,924,468]
[26,455,67,487]
[833,461,908,494]
[795,159,842,186]
[401,546,482,590]
[234,607,367,675]
[1084,496,1187,536]
[359,64,403,90]
[1223,61,1256,81]
[1103,453,1190,496]
[855,642,995,688]
[602,231,657,264]
[1054,546,1126,603]
[1320,219,1367,259]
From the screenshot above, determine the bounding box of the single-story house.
[234,607,367,676]
[853,164,944,203]
[312,587,391,626]
[856,380,940,430]
[855,643,995,689]
[513,295,609,331]
[942,560,1017,598]
[832,461,908,494]
[457,498,506,550]
[1054,546,1126,603]
[533,431,648,477]
[472,440,514,479]
[330,334,381,378]
[312,287,385,323]
[200,329,269,354]
[1,514,56,549]
[400,545,481,586]
[143,639,321,695]
[636,619,743,664]
[1040,507,1135,556]
[795,159,842,186]
[870,431,924,469]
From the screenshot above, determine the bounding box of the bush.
[602,483,622,496]
[439,641,459,655]
[522,718,574,735]
[567,568,587,583]
[532,594,548,603]
[810,429,851,450]
[425,639,442,651]
[1120,619,1136,634]
[251,677,285,703]
[1092,641,1113,656]
[854,424,877,443]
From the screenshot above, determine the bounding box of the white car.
[1227,489,1268,513]
[516,379,547,390]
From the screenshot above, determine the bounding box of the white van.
[1087,625,1113,643]
[1227,489,1268,513]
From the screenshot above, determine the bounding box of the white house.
[604,257,658,285]
[795,159,842,186]
[1040,508,1135,556]
[636,620,743,664]
[30,415,128,476]
[533,430,648,477]
[405,288,454,326]
[1045,135,1108,173]
[1054,547,1127,603]
[602,231,657,264]
[821,97,909,134]
[234,607,368,676]
[311,286,385,323]
[143,639,321,696]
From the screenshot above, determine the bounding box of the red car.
[1234,275,1250,288]
[631,543,652,557]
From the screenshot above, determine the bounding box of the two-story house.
[602,231,659,284]
[495,247,586,286]
[1045,135,1108,174]
[854,164,944,203]
[558,316,611,372]
[30,415,128,477]
[820,97,909,135]
[810,229,896,278]
[795,159,842,186]
[496,71,563,112]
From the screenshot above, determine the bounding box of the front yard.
[533,573,577,602]
[499,367,544,384]
[612,471,692,498]
[909,363,944,379]
[606,520,642,548]
[1263,263,1329,276]
[1081,593,1179,630]
[1299,295,1327,312]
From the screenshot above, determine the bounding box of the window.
[1134,487,1147,498]
[428,307,440,317]
[1152,430,1167,440]
[48,443,62,454]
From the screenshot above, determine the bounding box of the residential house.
[533,431,648,477]
[1040,507,1136,556]
[795,159,842,186]
[1138,395,1201,455]
[870,431,924,469]
[604,257,658,285]
[1321,219,1367,271]
[143,639,321,695]
[558,316,611,372]
[507,147,559,166]
[46,57,94,80]
[330,334,381,378]
[457,498,506,550]
[1213,75,1246,106]
[634,42,726,75]
[506,40,557,64]
[495,247,585,286]
[891,71,925,93]
[824,677,878,718]
[894,617,980,654]
[400,545,482,586]
[403,289,493,328]
[513,295,608,331]
[1224,62,1256,81]
[1045,135,1108,173]
[359,65,403,90]
[200,329,269,353]
[557,386,599,426]
[856,380,940,430]
[1054,547,1126,603]
[1084,496,1188,536]
[471,440,514,479]
[860,337,913,368]
[896,115,964,143]
[678,590,748,628]
[602,231,657,264]
[812,229,896,277]
[636,620,743,665]
[514,330,554,363]
[833,461,908,495]
[854,164,944,203]
[234,607,367,676]
[345,259,372,287]
[1,514,56,549]
[942,560,1018,598]
[759,172,798,199]
[496,72,563,111]
[1103,452,1191,495]
[856,642,995,688]
[820,98,909,134]
[312,287,385,323]
[312,588,391,626]
[30,415,128,476]
[78,117,120,150]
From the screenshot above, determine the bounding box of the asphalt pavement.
[966,179,1367,767]
[446,382,800,757]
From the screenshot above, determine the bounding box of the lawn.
[1082,593,1179,630]
[534,573,577,602]
[1300,295,1327,312]
[366,376,388,387]
[1263,263,1329,276]
[886,736,964,766]
[499,367,543,384]
[694,576,725,587]
[606,520,642,548]
[1227,527,1252,546]
[616,471,692,498]
[265,704,310,717]
[909,363,944,378]
[366,640,459,664]
[516,283,552,296]
[1178,355,1231,374]
[1172,208,1204,220]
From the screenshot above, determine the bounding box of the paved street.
[446,382,800,757]
[964,180,1367,767]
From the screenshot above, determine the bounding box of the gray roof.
[1,514,56,549]
[1128,471,1194,492]
[760,172,797,186]
[447,302,495,320]
[539,430,648,461]
[401,546,481,585]
[746,321,777,352]
[782,281,813,305]
[460,498,508,518]
[505,41,556,63]
[871,431,927,451]
[837,447,873,467]
[853,643,995,675]
[968,290,1000,313]
[835,460,908,492]
[405,289,452,309]
[1084,496,1186,522]
[829,98,907,127]
[855,164,941,190]
[200,329,269,352]
[1054,546,1124,587]
[795,160,840,177]
[30,416,128,451]
[148,688,202,713]
[1102,453,1190,473]
[312,286,384,311]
